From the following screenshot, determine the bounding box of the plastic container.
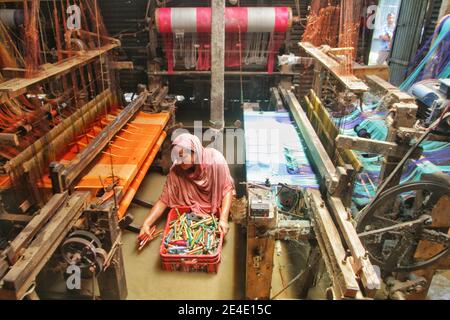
[159,206,223,273]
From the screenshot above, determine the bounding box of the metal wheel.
[61,231,105,278]
[356,182,450,272]
[67,230,102,248]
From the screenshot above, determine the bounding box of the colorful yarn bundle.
[162,210,221,256]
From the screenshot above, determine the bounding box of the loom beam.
[1,90,113,175]
[51,91,149,193]
[155,7,292,33]
[0,43,120,103]
[280,88,341,194]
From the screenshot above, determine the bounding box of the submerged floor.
[122,171,247,299]
[121,171,310,300]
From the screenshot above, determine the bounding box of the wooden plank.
[0,133,19,146]
[430,195,450,227]
[246,223,275,300]
[1,192,89,300]
[1,68,26,79]
[308,189,360,298]
[283,89,340,192]
[336,134,418,157]
[435,230,450,269]
[365,75,398,93]
[391,91,416,104]
[327,196,380,297]
[299,42,368,93]
[97,208,128,300]
[110,61,134,70]
[393,103,418,128]
[0,213,32,223]
[314,224,344,299]
[353,65,389,81]
[0,43,119,100]
[6,192,68,265]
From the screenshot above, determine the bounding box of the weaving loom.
[331,100,450,206]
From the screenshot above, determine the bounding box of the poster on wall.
[368,0,402,65]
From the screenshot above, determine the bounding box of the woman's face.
[177,147,195,170]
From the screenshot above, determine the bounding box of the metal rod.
[358,215,430,238]
[149,71,295,76]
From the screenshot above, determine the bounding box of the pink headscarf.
[159,133,234,215]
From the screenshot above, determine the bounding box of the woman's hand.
[219,219,230,236]
[138,200,167,238]
[139,220,154,238]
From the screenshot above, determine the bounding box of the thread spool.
[155,7,292,33]
[0,9,24,28]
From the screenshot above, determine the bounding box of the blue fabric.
[244,111,320,188]
[400,16,450,91]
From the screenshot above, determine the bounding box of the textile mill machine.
[0,0,175,300]
[0,0,448,302]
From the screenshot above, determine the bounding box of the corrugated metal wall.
[389,0,430,86]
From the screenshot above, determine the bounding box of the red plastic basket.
[159,206,223,273]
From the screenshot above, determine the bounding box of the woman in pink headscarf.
[139,133,234,238]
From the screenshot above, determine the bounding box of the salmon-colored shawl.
[159,133,234,215]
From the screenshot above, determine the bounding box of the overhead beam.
[0,43,120,103]
[365,74,399,93]
[353,64,389,81]
[150,71,296,76]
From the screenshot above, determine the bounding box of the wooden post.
[296,244,321,299]
[313,61,323,99]
[379,103,418,187]
[97,208,128,300]
[210,0,225,130]
[245,223,275,300]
